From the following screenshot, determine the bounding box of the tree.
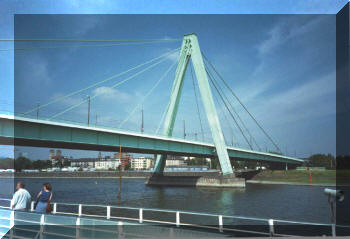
[63,160,70,167]
[0,158,14,169]
[14,157,32,172]
[32,160,51,170]
[210,157,219,169]
[54,161,63,168]
[124,163,131,171]
[308,154,335,169]
[337,155,350,169]
[245,160,258,169]
[187,157,208,166]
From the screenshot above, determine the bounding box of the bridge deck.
[0,114,304,164]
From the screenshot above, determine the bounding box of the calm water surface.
[1,177,341,225]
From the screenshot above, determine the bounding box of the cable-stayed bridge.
[0,33,305,177]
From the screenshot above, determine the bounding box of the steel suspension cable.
[189,61,205,142]
[49,51,178,120]
[202,52,282,153]
[118,60,177,129]
[23,47,180,116]
[211,87,236,147]
[206,67,253,150]
[205,63,261,151]
[0,40,181,52]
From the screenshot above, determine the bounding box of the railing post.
[268,219,274,237]
[9,210,14,228]
[139,208,143,223]
[78,204,82,216]
[76,218,80,238]
[169,227,174,238]
[332,224,336,237]
[176,211,180,227]
[107,206,111,219]
[31,201,34,212]
[40,214,45,239]
[40,214,45,226]
[219,215,223,232]
[9,210,14,239]
[118,221,123,237]
[53,203,57,214]
[9,228,13,239]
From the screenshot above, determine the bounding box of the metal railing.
[0,198,347,237]
[0,198,11,209]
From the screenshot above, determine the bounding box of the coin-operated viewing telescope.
[324,189,345,202]
[324,188,345,236]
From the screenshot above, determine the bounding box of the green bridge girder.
[0,114,304,165]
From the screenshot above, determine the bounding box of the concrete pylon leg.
[153,34,234,176]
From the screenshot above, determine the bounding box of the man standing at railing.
[11,182,31,211]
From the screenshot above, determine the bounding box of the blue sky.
[0,0,347,160]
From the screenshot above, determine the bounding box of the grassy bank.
[251,170,337,184]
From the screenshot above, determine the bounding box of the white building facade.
[131,157,153,170]
[70,159,95,168]
[95,159,121,170]
[165,159,187,167]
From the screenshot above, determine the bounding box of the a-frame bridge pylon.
[153,33,234,176]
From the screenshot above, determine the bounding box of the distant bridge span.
[0,114,304,165]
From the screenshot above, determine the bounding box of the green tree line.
[306,154,336,169]
[0,157,52,172]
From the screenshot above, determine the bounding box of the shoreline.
[1,171,347,187]
[246,180,338,187]
[0,171,219,179]
[0,176,147,179]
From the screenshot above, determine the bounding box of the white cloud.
[166,50,180,62]
[257,16,325,57]
[249,71,336,126]
[51,93,82,107]
[24,55,52,85]
[74,16,102,36]
[92,86,133,102]
[152,46,181,64]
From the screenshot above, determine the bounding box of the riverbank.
[2,170,349,186]
[246,180,336,186]
[247,170,350,186]
[0,171,220,178]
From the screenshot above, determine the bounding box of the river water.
[1,177,339,225]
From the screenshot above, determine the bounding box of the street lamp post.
[36,102,40,119]
[87,95,90,126]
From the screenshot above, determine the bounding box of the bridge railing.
[0,198,11,209]
[0,198,345,237]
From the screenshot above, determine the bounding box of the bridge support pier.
[146,174,245,188]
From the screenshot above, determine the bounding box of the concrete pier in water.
[145,174,246,188]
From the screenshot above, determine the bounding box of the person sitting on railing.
[11,182,31,211]
[35,182,53,213]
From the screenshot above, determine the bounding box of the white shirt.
[11,188,31,210]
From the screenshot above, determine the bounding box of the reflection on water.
[0,177,341,224]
